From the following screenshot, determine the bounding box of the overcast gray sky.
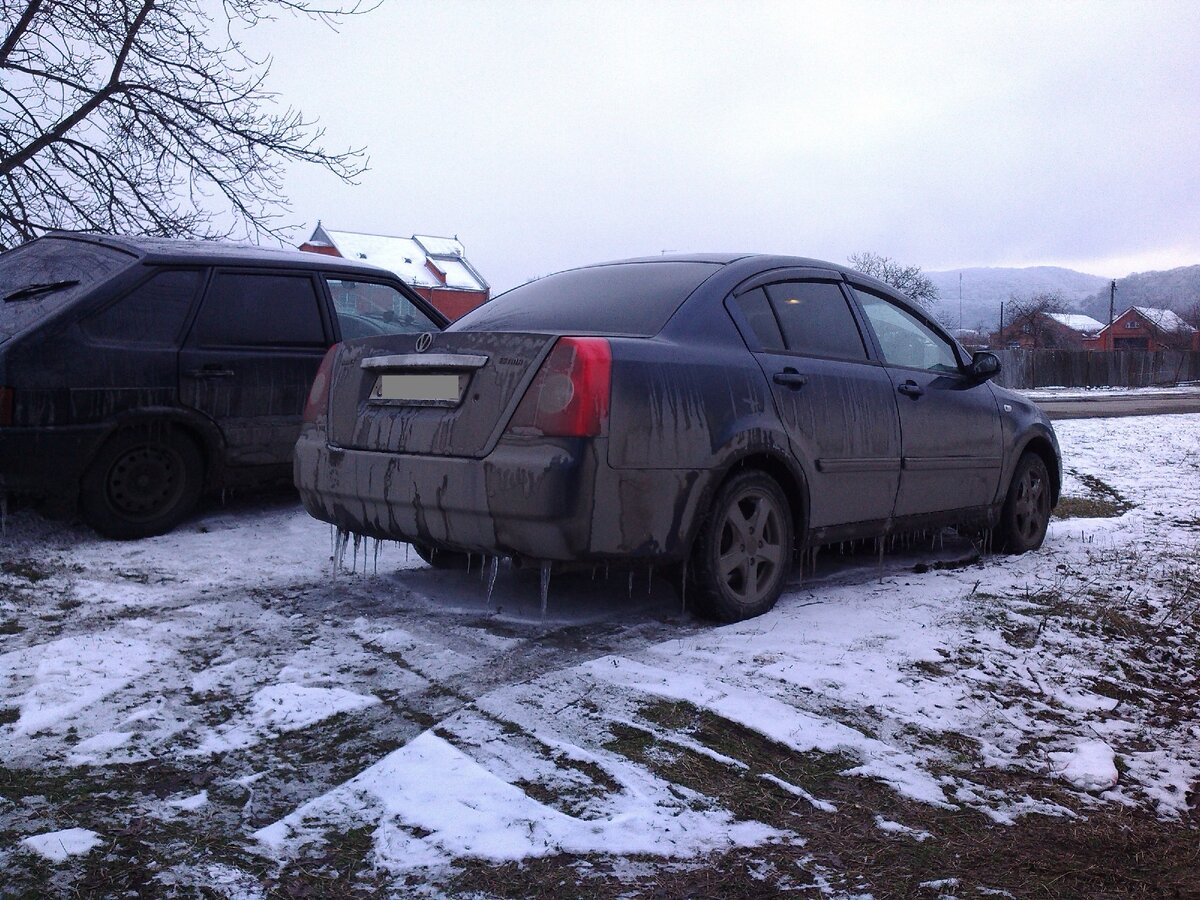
[256,0,1200,294]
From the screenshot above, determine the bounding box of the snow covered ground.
[1022,383,1200,400]
[1,414,1198,896]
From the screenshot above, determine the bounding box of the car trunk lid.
[328,331,557,457]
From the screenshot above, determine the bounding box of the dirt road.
[1035,390,1200,420]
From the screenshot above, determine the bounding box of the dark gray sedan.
[295,254,1059,621]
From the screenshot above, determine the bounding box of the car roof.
[43,231,391,276]
[566,252,900,298]
[575,252,892,286]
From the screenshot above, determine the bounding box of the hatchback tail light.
[303,345,340,425]
[507,337,611,437]
[0,387,12,426]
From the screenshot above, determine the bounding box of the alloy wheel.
[716,486,786,607]
[1012,462,1048,544]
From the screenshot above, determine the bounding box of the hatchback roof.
[44,231,390,275]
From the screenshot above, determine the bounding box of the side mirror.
[970,351,1001,382]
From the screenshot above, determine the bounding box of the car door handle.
[188,367,235,379]
[897,380,924,398]
[773,370,808,389]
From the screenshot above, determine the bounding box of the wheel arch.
[1015,432,1061,507]
[82,408,222,492]
[702,449,810,552]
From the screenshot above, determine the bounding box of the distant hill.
[925,267,1110,330]
[1077,265,1200,324]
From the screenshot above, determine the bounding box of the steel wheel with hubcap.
[691,469,794,622]
[997,451,1051,553]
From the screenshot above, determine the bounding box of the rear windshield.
[449,261,722,336]
[0,237,134,344]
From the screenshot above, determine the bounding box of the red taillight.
[303,345,340,425]
[0,387,12,426]
[507,337,611,437]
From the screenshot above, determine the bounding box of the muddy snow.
[1,414,1198,896]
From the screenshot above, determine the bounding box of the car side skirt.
[805,505,999,549]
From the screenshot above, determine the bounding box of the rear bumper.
[293,429,710,563]
[0,424,106,497]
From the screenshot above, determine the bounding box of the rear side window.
[732,288,785,350]
[325,277,440,338]
[765,281,867,361]
[82,269,200,345]
[189,272,326,347]
[449,262,721,336]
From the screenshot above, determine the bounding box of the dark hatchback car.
[296,254,1060,621]
[0,232,445,538]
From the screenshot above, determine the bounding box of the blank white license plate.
[370,373,464,405]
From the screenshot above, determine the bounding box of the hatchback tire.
[80,428,204,540]
[691,470,794,622]
[997,451,1051,553]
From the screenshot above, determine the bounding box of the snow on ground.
[1021,384,1200,400]
[1,415,1198,894]
[19,827,102,863]
[1049,740,1119,792]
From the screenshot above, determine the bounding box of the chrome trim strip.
[361,353,488,370]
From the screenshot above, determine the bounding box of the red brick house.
[995,312,1104,349]
[1083,306,1200,352]
[300,224,490,321]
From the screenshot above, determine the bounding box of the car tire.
[80,428,204,540]
[690,470,794,623]
[411,541,473,570]
[996,451,1051,553]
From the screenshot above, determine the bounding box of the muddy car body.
[0,232,445,538]
[296,254,1060,620]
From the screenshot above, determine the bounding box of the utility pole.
[1108,279,1117,351]
[999,301,1004,341]
[958,272,963,332]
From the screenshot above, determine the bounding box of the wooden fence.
[991,350,1200,390]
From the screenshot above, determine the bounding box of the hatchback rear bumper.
[294,429,709,563]
[0,424,106,497]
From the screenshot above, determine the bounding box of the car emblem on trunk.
[415,332,433,353]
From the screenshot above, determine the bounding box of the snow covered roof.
[414,235,465,257]
[1046,313,1105,333]
[428,257,482,291]
[303,224,488,293]
[1132,306,1195,333]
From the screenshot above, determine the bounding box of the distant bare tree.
[0,0,372,249]
[1183,298,1200,331]
[1003,291,1069,349]
[847,251,940,311]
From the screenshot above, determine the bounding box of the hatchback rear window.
[0,237,134,344]
[449,262,721,336]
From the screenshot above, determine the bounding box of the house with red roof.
[995,311,1105,349]
[1083,306,1200,352]
[300,224,490,321]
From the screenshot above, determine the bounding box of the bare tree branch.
[1003,291,1069,349]
[847,251,941,311]
[0,0,372,245]
[0,0,44,66]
